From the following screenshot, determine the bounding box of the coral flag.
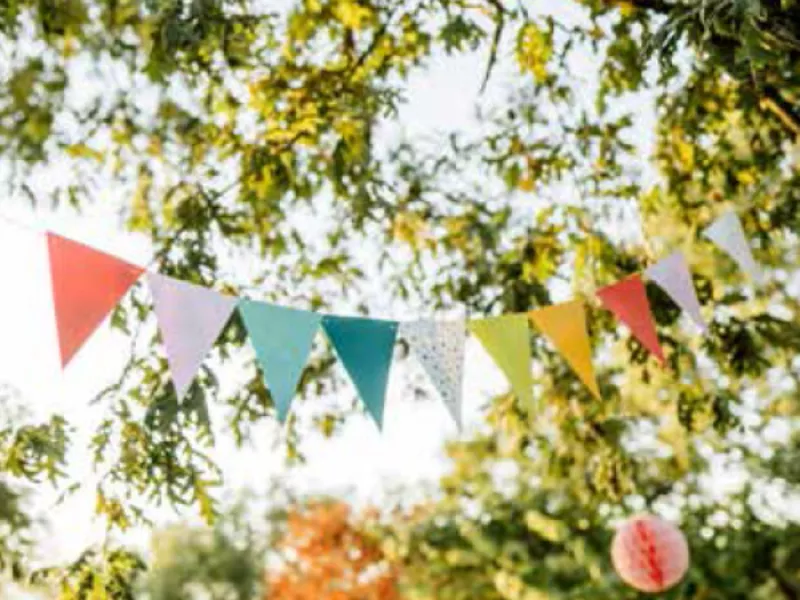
[239,300,322,423]
[703,210,762,283]
[528,300,600,399]
[645,251,707,332]
[147,273,237,400]
[399,319,466,427]
[596,274,665,365]
[47,233,144,367]
[467,314,533,409]
[322,316,399,428]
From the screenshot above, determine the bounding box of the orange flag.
[529,300,600,399]
[47,233,144,367]
[596,274,665,365]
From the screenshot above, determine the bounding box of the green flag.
[468,314,533,409]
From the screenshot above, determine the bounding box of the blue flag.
[322,315,398,428]
[239,300,322,423]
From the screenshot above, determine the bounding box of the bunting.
[596,274,665,365]
[28,207,766,434]
[147,273,237,399]
[468,314,533,409]
[529,300,600,399]
[322,316,398,428]
[47,233,144,366]
[703,210,762,283]
[400,319,466,427]
[645,251,707,332]
[239,300,322,423]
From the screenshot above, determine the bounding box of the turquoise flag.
[239,300,322,423]
[322,315,398,428]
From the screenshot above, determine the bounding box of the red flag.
[47,233,144,367]
[596,274,665,365]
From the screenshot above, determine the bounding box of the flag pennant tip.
[528,300,601,399]
[400,319,466,428]
[703,211,762,284]
[596,274,665,365]
[47,232,145,367]
[239,300,321,423]
[467,314,533,409]
[645,251,707,333]
[148,273,237,400]
[322,315,398,428]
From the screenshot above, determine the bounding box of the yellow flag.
[528,300,601,400]
[468,314,533,409]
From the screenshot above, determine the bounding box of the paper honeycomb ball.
[611,514,690,593]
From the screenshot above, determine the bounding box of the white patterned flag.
[400,319,466,428]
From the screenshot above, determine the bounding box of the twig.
[770,564,800,600]
[616,0,675,14]
[760,86,800,139]
[480,0,507,93]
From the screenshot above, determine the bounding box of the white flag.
[148,273,237,399]
[646,251,707,332]
[400,319,466,428]
[703,211,762,283]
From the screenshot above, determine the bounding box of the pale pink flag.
[645,251,707,332]
[703,211,762,283]
[147,273,238,399]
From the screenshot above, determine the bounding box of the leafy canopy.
[0,0,799,597]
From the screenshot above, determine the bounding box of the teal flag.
[322,315,399,428]
[239,300,322,423]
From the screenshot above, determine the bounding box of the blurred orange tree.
[265,500,401,600]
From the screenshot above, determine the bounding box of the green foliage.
[33,548,146,600]
[141,503,266,600]
[0,481,33,584]
[0,388,55,587]
[0,0,798,596]
[389,462,800,599]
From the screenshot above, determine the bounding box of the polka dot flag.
[400,319,466,428]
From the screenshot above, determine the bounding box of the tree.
[387,430,800,598]
[0,0,799,596]
[618,0,800,136]
[0,386,61,591]
[140,502,266,600]
[264,500,401,600]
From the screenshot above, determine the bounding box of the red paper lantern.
[611,514,689,593]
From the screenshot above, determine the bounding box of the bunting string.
[0,210,764,428]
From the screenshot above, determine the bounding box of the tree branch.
[479,0,507,93]
[760,86,800,139]
[770,565,800,600]
[605,0,675,15]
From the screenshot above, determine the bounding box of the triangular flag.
[400,319,466,427]
[528,300,600,399]
[147,273,237,399]
[47,233,145,367]
[239,300,321,423]
[467,314,533,409]
[596,274,665,365]
[322,315,398,428]
[645,251,707,332]
[703,210,762,283]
